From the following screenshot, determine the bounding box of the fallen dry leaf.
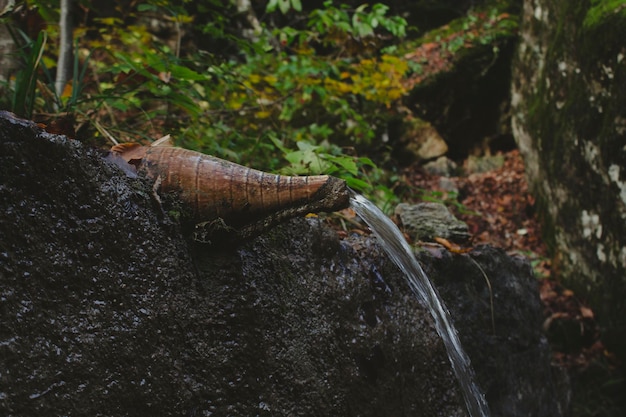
[580,306,594,319]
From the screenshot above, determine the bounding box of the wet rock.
[189,221,465,417]
[418,245,570,417]
[395,202,471,243]
[0,112,566,416]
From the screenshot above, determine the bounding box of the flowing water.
[350,192,491,417]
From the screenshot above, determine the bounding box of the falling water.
[350,192,490,417]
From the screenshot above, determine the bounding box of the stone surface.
[406,20,519,160]
[0,113,566,416]
[464,154,505,174]
[418,245,570,417]
[511,0,626,359]
[395,202,471,243]
[394,117,449,163]
[423,156,459,176]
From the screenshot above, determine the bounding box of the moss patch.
[584,0,626,29]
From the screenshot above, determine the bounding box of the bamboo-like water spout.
[112,140,350,242]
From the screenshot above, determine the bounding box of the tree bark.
[231,0,262,41]
[0,0,17,87]
[55,0,73,99]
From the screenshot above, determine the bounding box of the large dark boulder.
[0,113,565,416]
[511,0,626,360]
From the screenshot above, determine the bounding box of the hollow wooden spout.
[111,141,350,241]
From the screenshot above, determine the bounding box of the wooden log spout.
[111,141,350,242]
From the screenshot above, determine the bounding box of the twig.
[92,119,119,146]
[469,256,496,335]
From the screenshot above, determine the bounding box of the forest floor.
[340,149,625,416]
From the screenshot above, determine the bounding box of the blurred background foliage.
[0,0,517,207]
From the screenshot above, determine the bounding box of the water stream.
[350,192,491,417]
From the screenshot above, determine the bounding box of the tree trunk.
[54,0,73,100]
[231,0,262,41]
[0,0,17,89]
[511,0,626,363]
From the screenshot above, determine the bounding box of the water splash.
[350,192,490,417]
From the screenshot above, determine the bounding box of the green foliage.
[267,0,302,14]
[1,0,409,204]
[7,30,47,118]
[393,5,517,91]
[2,9,98,117]
[191,2,410,186]
[584,0,626,29]
[108,1,408,197]
[307,1,406,39]
[402,5,517,69]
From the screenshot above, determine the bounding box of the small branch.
[469,256,496,335]
[92,119,119,146]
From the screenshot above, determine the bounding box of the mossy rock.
[511,0,626,364]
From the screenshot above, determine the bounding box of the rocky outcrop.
[511,0,626,359]
[0,113,565,416]
[403,3,520,160]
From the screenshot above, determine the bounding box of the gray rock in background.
[423,156,459,177]
[395,202,471,243]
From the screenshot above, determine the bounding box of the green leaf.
[169,64,206,81]
[284,149,330,174]
[357,157,376,167]
[109,100,131,112]
[278,0,290,14]
[266,0,278,13]
[336,21,352,33]
[12,31,47,118]
[344,176,371,191]
[291,0,302,12]
[327,155,358,175]
[137,4,158,12]
[355,22,374,38]
[296,140,323,152]
[167,92,202,117]
[372,4,389,15]
[269,134,290,154]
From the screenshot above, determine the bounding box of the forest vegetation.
[0,0,517,208]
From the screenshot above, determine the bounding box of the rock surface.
[0,113,566,416]
[393,117,449,164]
[395,202,471,243]
[423,156,460,177]
[511,0,626,359]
